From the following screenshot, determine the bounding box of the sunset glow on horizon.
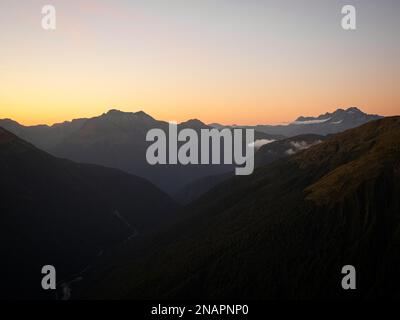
[1,0,399,126]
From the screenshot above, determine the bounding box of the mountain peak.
[295,107,369,122]
[179,119,207,128]
[134,110,148,116]
[134,110,155,120]
[105,109,125,116]
[0,118,20,125]
[103,109,154,120]
[345,106,363,114]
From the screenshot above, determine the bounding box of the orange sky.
[0,0,399,126]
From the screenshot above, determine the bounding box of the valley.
[36,116,400,300]
[0,110,398,300]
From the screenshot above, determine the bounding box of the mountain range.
[0,111,399,300]
[71,116,400,299]
[0,110,276,196]
[0,107,382,199]
[211,107,383,137]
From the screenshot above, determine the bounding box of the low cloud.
[291,118,331,125]
[285,140,322,155]
[248,139,275,150]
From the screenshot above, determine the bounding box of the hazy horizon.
[1,0,399,125]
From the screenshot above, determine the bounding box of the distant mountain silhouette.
[0,127,179,299]
[75,117,400,299]
[0,107,383,198]
[211,107,383,137]
[0,117,87,149]
[49,110,237,195]
[1,110,279,196]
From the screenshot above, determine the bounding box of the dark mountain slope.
[0,127,179,299]
[254,133,326,166]
[50,110,233,194]
[176,134,325,204]
[77,117,400,299]
[2,110,283,196]
[50,110,278,195]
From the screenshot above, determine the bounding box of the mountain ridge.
[209,107,383,137]
[0,107,388,197]
[74,116,400,299]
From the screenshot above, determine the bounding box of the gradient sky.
[0,0,399,125]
